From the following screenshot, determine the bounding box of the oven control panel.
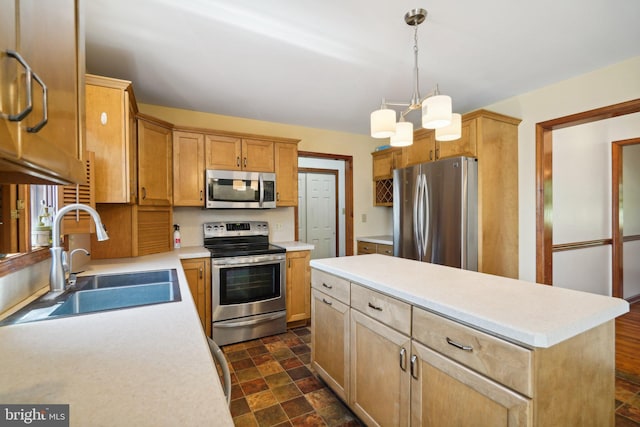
[204,221,269,238]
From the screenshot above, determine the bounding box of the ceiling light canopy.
[370,8,461,147]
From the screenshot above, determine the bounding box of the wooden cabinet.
[181,258,211,337]
[173,131,205,206]
[85,74,138,203]
[349,306,410,426]
[410,341,531,426]
[357,240,393,256]
[205,134,274,172]
[311,270,350,402]
[403,129,436,167]
[137,114,173,206]
[90,204,172,259]
[0,0,85,185]
[372,148,402,206]
[58,152,96,235]
[274,141,298,206]
[286,250,311,324]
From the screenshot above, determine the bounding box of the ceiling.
[85,0,640,136]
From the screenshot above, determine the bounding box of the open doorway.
[297,151,353,258]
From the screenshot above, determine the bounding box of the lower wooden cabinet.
[286,250,311,323]
[356,240,393,256]
[349,309,410,426]
[311,288,349,402]
[181,258,211,337]
[411,341,530,426]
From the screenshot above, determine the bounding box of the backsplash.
[0,258,49,315]
[172,206,296,247]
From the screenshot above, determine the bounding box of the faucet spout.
[49,204,109,293]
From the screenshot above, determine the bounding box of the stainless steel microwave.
[205,170,276,209]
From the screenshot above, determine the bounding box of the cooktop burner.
[203,221,285,258]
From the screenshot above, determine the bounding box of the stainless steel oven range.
[204,221,286,346]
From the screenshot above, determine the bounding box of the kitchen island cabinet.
[311,254,628,427]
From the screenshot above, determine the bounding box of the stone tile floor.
[221,327,361,427]
[220,327,640,426]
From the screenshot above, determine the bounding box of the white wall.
[484,55,640,282]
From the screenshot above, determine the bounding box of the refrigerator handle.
[421,174,430,258]
[413,172,422,260]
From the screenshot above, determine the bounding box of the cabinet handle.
[200,190,203,201]
[243,157,247,168]
[26,71,48,133]
[322,298,332,306]
[410,354,418,379]
[142,187,147,200]
[236,156,240,167]
[429,150,433,161]
[446,337,473,352]
[288,259,291,268]
[399,347,407,371]
[435,148,440,160]
[276,192,280,202]
[5,50,34,122]
[198,267,203,279]
[368,302,383,311]
[322,283,333,290]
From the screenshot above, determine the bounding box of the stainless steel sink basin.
[0,269,181,325]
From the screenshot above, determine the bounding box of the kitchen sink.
[0,269,181,325]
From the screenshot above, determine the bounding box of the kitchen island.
[310,254,628,426]
[0,251,232,427]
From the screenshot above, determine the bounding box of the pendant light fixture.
[370,8,461,146]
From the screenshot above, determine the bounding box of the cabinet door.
[86,78,134,203]
[0,0,19,158]
[311,289,349,402]
[404,130,436,166]
[437,118,477,159]
[410,341,531,427]
[286,250,310,323]
[376,243,393,256]
[181,258,211,337]
[357,240,377,254]
[136,206,172,256]
[350,309,410,427]
[205,134,241,170]
[137,117,172,206]
[274,142,298,206]
[58,151,95,235]
[173,131,205,206]
[17,0,85,184]
[242,138,274,172]
[372,150,395,180]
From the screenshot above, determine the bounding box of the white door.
[298,171,337,259]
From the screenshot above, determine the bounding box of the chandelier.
[370,8,461,147]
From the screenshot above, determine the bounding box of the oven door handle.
[212,254,285,267]
[214,311,286,328]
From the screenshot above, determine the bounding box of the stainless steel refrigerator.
[393,156,478,270]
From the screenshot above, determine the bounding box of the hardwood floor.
[616,302,640,379]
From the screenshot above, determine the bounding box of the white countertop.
[357,235,393,245]
[310,254,629,348]
[274,241,315,251]
[0,251,233,427]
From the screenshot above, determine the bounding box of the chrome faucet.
[49,204,109,293]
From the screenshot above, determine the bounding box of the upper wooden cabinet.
[137,114,173,206]
[372,148,402,206]
[85,74,138,203]
[205,135,274,172]
[173,131,205,206]
[274,141,298,206]
[58,151,95,235]
[0,0,85,184]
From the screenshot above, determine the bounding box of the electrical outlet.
[361,214,367,223]
[275,223,283,231]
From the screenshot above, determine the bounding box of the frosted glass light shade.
[390,121,413,147]
[370,109,397,138]
[422,95,452,129]
[435,113,461,141]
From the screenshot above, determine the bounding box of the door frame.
[299,168,339,257]
[535,98,640,294]
[298,151,354,256]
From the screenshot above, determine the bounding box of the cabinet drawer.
[412,307,532,397]
[357,241,377,254]
[376,244,393,256]
[311,269,350,304]
[350,283,411,335]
